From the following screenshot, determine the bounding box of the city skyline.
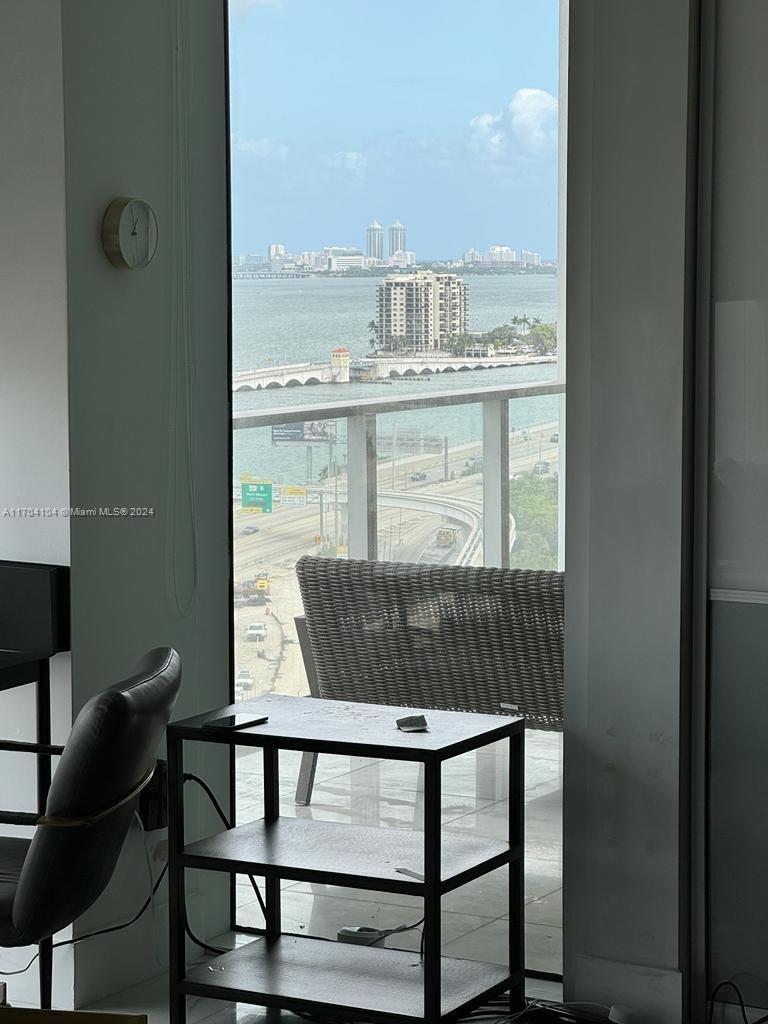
[234,218,547,270]
[228,0,559,258]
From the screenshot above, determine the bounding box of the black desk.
[0,651,64,824]
[0,561,70,823]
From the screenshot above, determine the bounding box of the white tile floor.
[82,733,562,1023]
[234,735,562,975]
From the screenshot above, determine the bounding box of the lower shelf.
[182,935,515,1020]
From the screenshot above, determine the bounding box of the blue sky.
[228,0,560,260]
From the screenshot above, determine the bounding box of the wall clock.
[101,198,158,269]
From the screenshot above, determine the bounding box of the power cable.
[707,980,749,1024]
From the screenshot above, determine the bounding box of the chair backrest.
[296,557,564,731]
[10,647,181,945]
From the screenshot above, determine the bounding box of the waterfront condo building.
[388,219,406,256]
[375,270,468,351]
[366,220,384,259]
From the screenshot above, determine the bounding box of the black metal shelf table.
[167,692,524,1024]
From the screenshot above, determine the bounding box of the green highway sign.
[241,481,273,513]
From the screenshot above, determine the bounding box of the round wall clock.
[101,198,158,269]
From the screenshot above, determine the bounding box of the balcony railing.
[232,378,565,569]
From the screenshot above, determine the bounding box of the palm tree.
[531,316,542,328]
[368,319,379,350]
[519,314,532,335]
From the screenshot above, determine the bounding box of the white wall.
[564,2,696,1020]
[59,0,232,1006]
[0,1,69,567]
[0,0,75,1008]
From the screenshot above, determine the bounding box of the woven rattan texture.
[296,557,564,731]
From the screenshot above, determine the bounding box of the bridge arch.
[265,381,281,389]
[234,384,255,392]
[403,368,417,377]
[285,378,303,387]
[304,377,321,385]
[389,369,401,378]
[442,366,456,373]
[420,367,433,375]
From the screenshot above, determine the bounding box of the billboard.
[272,420,337,445]
[241,481,273,513]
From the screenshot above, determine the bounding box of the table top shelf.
[183,935,515,1021]
[182,816,518,896]
[169,692,522,762]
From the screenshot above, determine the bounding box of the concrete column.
[564,2,699,1020]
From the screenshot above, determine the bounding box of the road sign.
[280,485,307,508]
[241,481,272,513]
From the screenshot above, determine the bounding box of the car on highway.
[236,668,253,687]
[242,525,260,535]
[246,622,268,642]
[409,471,427,482]
[464,456,483,471]
[533,461,551,475]
[550,432,560,443]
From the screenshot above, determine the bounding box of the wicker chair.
[294,556,564,805]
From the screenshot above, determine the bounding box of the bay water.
[232,274,560,485]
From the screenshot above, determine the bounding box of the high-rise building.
[388,250,416,269]
[267,242,286,260]
[375,271,468,352]
[329,253,365,271]
[488,244,517,263]
[366,220,384,260]
[521,250,541,266]
[388,220,406,257]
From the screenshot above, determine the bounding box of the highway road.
[232,420,560,697]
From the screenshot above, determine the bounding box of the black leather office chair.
[0,647,181,1007]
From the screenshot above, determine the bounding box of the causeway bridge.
[232,352,555,390]
[353,354,555,380]
[233,360,349,391]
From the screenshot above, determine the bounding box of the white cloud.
[328,150,367,176]
[470,88,557,160]
[232,136,369,196]
[232,134,289,161]
[507,88,558,153]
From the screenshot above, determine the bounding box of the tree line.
[368,315,557,357]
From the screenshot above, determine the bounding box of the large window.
[229,0,564,979]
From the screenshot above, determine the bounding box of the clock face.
[102,198,158,269]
